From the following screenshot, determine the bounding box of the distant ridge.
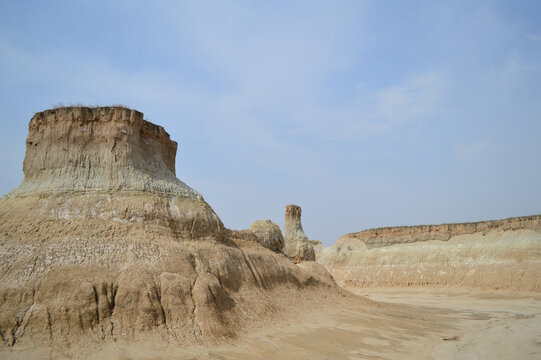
[340,214,541,248]
[317,214,541,291]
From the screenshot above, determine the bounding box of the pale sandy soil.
[353,288,541,360]
[79,288,541,360]
[5,288,540,359]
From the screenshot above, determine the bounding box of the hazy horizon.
[1,1,540,245]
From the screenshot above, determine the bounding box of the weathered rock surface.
[249,219,284,251]
[0,107,338,356]
[283,205,315,262]
[317,215,541,291]
[13,107,201,198]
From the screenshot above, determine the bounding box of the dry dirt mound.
[317,216,541,291]
[0,107,344,357]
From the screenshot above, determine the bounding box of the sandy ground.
[353,288,541,360]
[5,287,540,359]
[78,288,541,360]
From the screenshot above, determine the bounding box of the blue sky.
[1,1,540,245]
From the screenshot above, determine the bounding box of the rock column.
[283,205,315,262]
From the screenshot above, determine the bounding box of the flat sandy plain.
[80,287,541,360]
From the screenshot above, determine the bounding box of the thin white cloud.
[366,72,446,127]
[453,140,489,161]
[527,34,541,42]
[284,71,447,141]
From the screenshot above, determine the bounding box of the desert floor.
[83,287,541,360]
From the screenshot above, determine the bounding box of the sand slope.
[4,288,538,359]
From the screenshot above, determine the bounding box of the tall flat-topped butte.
[0,107,334,357]
[3,106,221,242]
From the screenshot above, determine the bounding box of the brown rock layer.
[12,106,201,197]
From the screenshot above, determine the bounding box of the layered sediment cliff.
[340,215,541,248]
[1,107,220,243]
[0,107,336,356]
[14,106,201,197]
[317,215,541,291]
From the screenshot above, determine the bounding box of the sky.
[1,1,540,245]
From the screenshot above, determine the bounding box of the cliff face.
[0,107,335,355]
[317,215,541,291]
[14,106,199,197]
